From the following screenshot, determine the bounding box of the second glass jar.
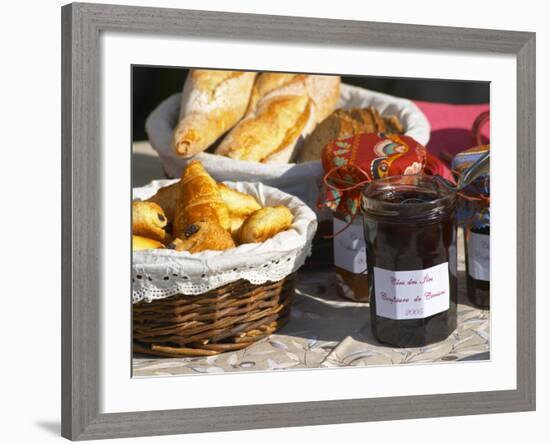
[361,175,458,348]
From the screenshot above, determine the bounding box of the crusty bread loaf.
[296,107,404,163]
[215,94,313,163]
[215,73,340,164]
[172,70,256,157]
[247,73,340,124]
[384,114,405,134]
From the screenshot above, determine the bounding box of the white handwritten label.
[374,263,450,320]
[468,232,490,281]
[333,216,367,273]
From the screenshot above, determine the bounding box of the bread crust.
[216,95,311,162]
[297,107,404,162]
[215,73,340,163]
[172,70,256,157]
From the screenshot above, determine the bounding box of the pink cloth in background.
[413,101,490,159]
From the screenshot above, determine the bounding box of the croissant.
[168,220,235,253]
[132,235,164,251]
[217,183,262,218]
[173,160,230,237]
[145,181,180,222]
[229,215,247,240]
[132,201,169,243]
[239,206,294,244]
[172,70,257,157]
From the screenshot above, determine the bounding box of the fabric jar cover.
[319,133,427,216]
[451,144,490,228]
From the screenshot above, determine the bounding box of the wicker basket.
[145,84,431,210]
[133,274,295,357]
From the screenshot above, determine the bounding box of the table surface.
[132,144,489,376]
[132,100,490,376]
[134,271,489,377]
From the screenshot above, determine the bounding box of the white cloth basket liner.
[132,180,318,303]
[145,83,431,210]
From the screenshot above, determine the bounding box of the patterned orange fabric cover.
[319,133,427,216]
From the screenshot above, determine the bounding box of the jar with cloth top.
[452,144,491,309]
[361,175,458,347]
[319,132,427,302]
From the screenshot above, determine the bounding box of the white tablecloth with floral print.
[133,250,489,376]
[131,142,489,377]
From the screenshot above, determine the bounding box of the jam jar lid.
[361,174,456,223]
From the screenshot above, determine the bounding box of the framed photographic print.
[61,2,536,440]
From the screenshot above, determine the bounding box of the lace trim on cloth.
[132,180,318,303]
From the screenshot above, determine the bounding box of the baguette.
[247,73,340,123]
[172,70,256,157]
[215,73,340,163]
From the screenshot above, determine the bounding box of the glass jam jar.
[333,212,369,302]
[361,175,458,348]
[451,144,490,309]
[464,224,490,308]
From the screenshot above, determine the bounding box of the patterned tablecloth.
[132,97,491,376]
[133,230,490,377]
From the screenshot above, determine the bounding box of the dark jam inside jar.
[333,213,370,302]
[335,268,370,302]
[465,225,490,308]
[361,175,458,348]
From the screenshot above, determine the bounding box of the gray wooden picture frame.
[61,2,536,440]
